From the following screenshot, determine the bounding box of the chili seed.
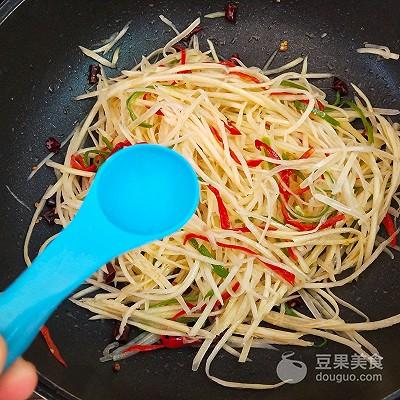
[112,362,121,373]
[225,2,238,23]
[332,77,349,96]
[45,137,61,153]
[88,64,101,85]
[279,40,289,52]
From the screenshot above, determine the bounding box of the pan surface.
[0,1,399,399]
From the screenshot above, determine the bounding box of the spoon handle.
[0,223,98,367]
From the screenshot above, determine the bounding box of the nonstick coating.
[1,1,400,399]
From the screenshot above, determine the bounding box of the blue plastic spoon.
[0,144,199,368]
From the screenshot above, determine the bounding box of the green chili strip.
[82,149,109,168]
[344,100,374,144]
[333,91,341,107]
[281,80,307,91]
[290,204,331,222]
[261,136,271,146]
[294,100,340,127]
[176,316,198,324]
[101,135,113,151]
[150,293,199,308]
[324,171,335,184]
[205,289,214,298]
[284,304,298,317]
[126,91,153,128]
[189,239,229,278]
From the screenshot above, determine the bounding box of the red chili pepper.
[280,203,317,231]
[318,213,346,230]
[207,185,231,229]
[210,126,241,163]
[257,259,296,285]
[228,149,241,164]
[184,233,256,255]
[210,126,223,142]
[255,139,280,160]
[246,159,264,167]
[299,148,315,159]
[184,233,257,255]
[160,335,200,349]
[70,154,97,172]
[382,213,397,246]
[224,121,241,135]
[219,59,237,67]
[40,326,67,368]
[294,186,310,195]
[214,281,240,308]
[269,92,296,96]
[256,139,292,199]
[122,344,165,354]
[230,224,277,232]
[173,45,187,65]
[287,247,298,261]
[228,71,261,84]
[183,233,209,245]
[143,93,164,116]
[300,99,325,111]
[171,302,198,321]
[109,140,132,155]
[183,233,295,285]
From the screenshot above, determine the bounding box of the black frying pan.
[1,1,400,399]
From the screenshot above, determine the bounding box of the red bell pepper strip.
[255,139,280,160]
[208,185,231,229]
[229,224,277,232]
[269,91,296,96]
[224,121,241,135]
[160,335,200,348]
[122,344,166,354]
[214,281,241,308]
[300,99,325,111]
[70,154,97,172]
[257,259,296,285]
[299,148,315,159]
[183,233,295,285]
[382,213,397,246]
[319,213,346,230]
[254,139,293,187]
[143,93,164,116]
[228,71,261,84]
[109,139,132,155]
[246,159,264,167]
[183,233,209,245]
[40,326,68,368]
[280,203,317,231]
[210,126,223,142]
[287,247,298,261]
[211,126,261,167]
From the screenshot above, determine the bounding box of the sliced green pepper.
[284,304,298,317]
[126,91,153,128]
[281,80,307,91]
[189,239,229,278]
[294,100,340,127]
[344,100,374,144]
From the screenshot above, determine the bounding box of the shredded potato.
[26,18,400,389]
